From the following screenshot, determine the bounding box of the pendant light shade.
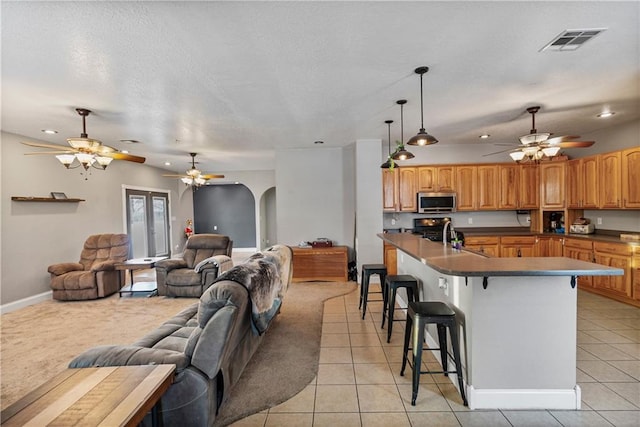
[407,66,438,146]
[391,100,415,161]
[380,119,394,168]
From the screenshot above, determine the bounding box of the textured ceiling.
[2,1,639,174]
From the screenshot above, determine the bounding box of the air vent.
[540,28,606,52]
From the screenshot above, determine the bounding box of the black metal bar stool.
[359,264,387,320]
[400,301,467,407]
[381,275,418,343]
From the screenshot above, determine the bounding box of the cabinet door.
[417,167,437,192]
[622,147,640,208]
[382,169,398,212]
[398,167,417,212]
[383,243,398,276]
[536,236,564,256]
[594,254,632,298]
[564,240,594,287]
[455,165,477,211]
[540,162,566,209]
[566,159,581,208]
[599,152,622,208]
[519,164,539,208]
[582,156,599,208]
[498,164,519,209]
[477,165,499,210]
[500,245,520,258]
[437,166,456,192]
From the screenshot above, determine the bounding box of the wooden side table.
[1,364,175,427]
[115,256,167,296]
[291,246,348,282]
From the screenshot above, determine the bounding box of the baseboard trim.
[468,385,581,410]
[1,291,52,314]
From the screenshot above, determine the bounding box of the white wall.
[355,139,384,270]
[1,131,190,305]
[275,147,352,247]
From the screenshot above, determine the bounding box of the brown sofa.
[155,234,233,297]
[48,233,129,301]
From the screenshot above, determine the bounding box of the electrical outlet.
[468,217,473,225]
[214,225,218,230]
[526,216,531,223]
[391,218,396,225]
[597,217,602,225]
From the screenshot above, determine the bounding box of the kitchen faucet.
[443,220,455,245]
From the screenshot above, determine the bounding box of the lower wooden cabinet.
[383,242,397,276]
[536,236,565,257]
[593,242,633,299]
[291,246,348,282]
[563,238,594,288]
[500,236,537,257]
[464,236,500,257]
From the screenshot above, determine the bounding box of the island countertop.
[378,232,624,278]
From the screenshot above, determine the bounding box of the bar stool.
[381,275,419,343]
[400,301,467,406]
[359,264,387,320]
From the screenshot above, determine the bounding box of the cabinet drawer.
[500,236,536,245]
[465,236,499,245]
[564,238,594,251]
[594,242,632,256]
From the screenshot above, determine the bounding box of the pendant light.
[407,66,438,146]
[380,119,394,168]
[392,99,414,161]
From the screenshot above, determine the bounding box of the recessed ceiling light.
[479,134,490,139]
[597,111,615,118]
[41,129,58,134]
[164,162,171,166]
[314,140,324,144]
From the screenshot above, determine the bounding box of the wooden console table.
[291,246,348,282]
[1,364,175,427]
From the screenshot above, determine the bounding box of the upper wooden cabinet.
[599,151,622,208]
[519,164,539,209]
[621,146,640,208]
[417,166,456,192]
[382,169,398,212]
[477,165,499,210]
[498,164,519,209]
[398,167,417,212]
[540,162,565,209]
[455,165,477,211]
[567,156,599,209]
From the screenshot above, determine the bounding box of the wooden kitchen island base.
[291,246,348,282]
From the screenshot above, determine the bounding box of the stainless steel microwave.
[417,192,457,213]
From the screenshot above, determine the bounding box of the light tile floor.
[232,286,639,427]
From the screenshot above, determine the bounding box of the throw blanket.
[213,246,290,335]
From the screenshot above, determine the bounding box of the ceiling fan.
[21,108,146,170]
[163,152,225,187]
[486,106,595,162]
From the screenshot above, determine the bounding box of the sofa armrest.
[91,260,117,272]
[194,255,233,273]
[156,259,188,272]
[48,262,84,276]
[69,345,190,372]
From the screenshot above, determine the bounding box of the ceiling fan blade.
[545,135,581,145]
[21,141,73,150]
[24,150,76,155]
[483,148,519,157]
[201,174,225,179]
[555,141,595,148]
[162,174,188,178]
[105,152,146,163]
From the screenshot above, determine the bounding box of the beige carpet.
[1,281,357,425]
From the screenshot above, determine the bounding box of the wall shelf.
[11,197,85,203]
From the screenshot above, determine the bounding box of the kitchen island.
[379,232,623,410]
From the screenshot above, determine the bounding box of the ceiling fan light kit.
[164,152,225,188]
[407,66,438,146]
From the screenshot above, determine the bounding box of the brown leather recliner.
[155,234,233,297]
[48,234,130,301]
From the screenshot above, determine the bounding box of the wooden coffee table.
[1,364,175,427]
[116,257,167,297]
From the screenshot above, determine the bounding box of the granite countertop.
[378,233,624,278]
[457,227,639,246]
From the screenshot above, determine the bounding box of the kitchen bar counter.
[378,232,623,411]
[457,227,639,246]
[379,232,622,278]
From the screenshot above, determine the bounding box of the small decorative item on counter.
[451,239,462,250]
[185,219,193,238]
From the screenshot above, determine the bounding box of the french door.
[125,189,170,258]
